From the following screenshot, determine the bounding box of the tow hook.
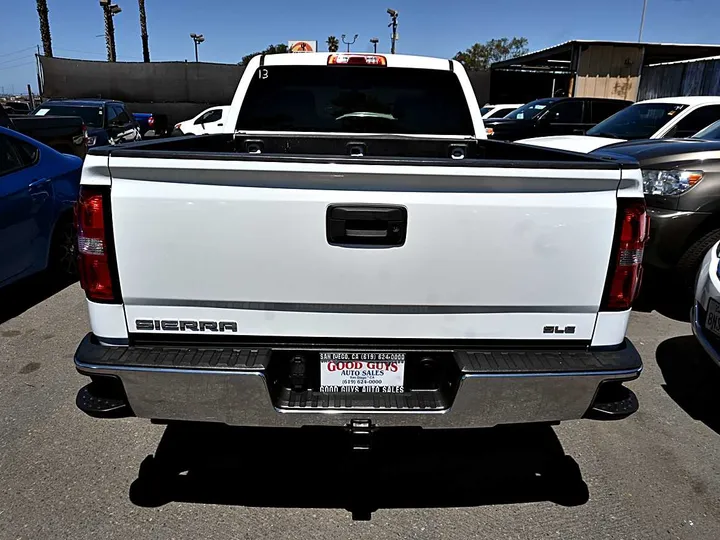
[346,419,375,452]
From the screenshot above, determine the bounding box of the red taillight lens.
[76,187,117,302]
[148,116,155,128]
[602,199,649,311]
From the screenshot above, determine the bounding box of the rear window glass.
[587,103,687,139]
[236,66,474,135]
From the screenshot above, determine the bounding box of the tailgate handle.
[327,205,407,247]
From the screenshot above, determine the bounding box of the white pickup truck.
[73,52,646,438]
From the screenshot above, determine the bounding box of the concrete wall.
[574,45,643,101]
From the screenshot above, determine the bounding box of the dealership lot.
[0,277,717,539]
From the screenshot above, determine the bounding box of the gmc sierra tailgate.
[105,154,627,341]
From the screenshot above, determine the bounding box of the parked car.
[173,105,230,135]
[594,138,720,298]
[0,126,81,287]
[2,101,31,115]
[1,105,87,159]
[132,112,170,138]
[31,99,141,147]
[484,97,630,141]
[480,103,523,119]
[691,240,720,369]
[74,52,643,435]
[521,97,720,153]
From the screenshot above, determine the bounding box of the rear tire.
[669,228,720,306]
[49,214,78,278]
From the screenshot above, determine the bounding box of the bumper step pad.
[76,382,133,418]
[76,334,641,374]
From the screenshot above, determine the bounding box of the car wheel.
[676,229,720,293]
[49,215,78,278]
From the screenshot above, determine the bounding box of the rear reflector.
[601,199,649,311]
[328,54,387,66]
[76,187,118,303]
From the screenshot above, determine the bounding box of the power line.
[0,46,36,59]
[0,61,35,71]
[0,55,34,66]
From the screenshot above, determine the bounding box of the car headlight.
[642,170,703,196]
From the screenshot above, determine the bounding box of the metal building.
[638,55,720,100]
[489,40,720,104]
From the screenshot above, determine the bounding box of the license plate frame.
[705,298,720,338]
[319,351,406,394]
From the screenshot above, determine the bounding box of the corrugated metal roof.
[649,54,720,67]
[491,40,720,69]
[521,39,720,58]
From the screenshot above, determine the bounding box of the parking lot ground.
[0,281,719,540]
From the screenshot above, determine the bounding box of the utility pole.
[370,38,379,53]
[35,0,53,57]
[100,0,122,62]
[638,0,648,41]
[190,33,205,62]
[341,34,358,53]
[387,8,398,54]
[138,0,150,62]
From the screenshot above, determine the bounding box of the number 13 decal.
[258,68,268,79]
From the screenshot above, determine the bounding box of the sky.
[1,0,719,94]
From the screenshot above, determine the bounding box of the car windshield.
[480,106,492,116]
[32,105,103,127]
[587,102,687,139]
[237,66,474,135]
[692,119,720,140]
[504,100,554,120]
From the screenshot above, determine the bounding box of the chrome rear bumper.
[75,334,642,428]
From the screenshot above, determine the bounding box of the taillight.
[328,54,387,66]
[76,187,119,303]
[148,115,155,128]
[601,199,649,311]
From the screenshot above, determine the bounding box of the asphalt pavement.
[0,274,718,540]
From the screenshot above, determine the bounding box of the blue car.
[30,99,141,148]
[0,126,82,287]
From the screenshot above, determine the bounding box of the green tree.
[454,37,529,70]
[241,43,289,66]
[138,0,150,62]
[36,0,53,57]
[326,35,340,52]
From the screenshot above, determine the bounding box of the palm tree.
[36,0,53,57]
[138,0,150,62]
[326,35,339,53]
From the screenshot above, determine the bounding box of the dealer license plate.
[705,298,720,338]
[319,351,406,393]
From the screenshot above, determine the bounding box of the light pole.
[100,0,121,62]
[370,38,379,53]
[387,8,398,54]
[638,0,648,42]
[341,34,358,53]
[190,33,205,62]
